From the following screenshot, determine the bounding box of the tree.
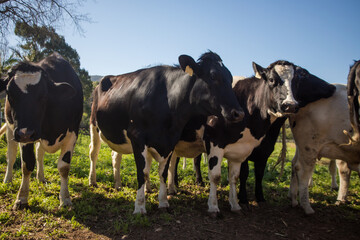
[0,0,89,48]
[13,22,93,129]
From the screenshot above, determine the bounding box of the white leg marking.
[158,155,169,209]
[134,146,149,214]
[207,143,224,213]
[36,142,45,183]
[288,149,299,207]
[297,158,316,215]
[57,131,77,207]
[14,145,32,209]
[167,153,178,195]
[112,151,122,190]
[336,160,350,202]
[228,161,241,211]
[89,124,101,187]
[134,184,146,214]
[4,126,18,183]
[144,151,152,193]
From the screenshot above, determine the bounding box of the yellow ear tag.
[185,65,194,76]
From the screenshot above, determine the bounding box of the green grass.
[0,135,359,238]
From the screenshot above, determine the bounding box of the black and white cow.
[89,51,244,214]
[288,61,360,214]
[238,66,336,207]
[0,53,83,209]
[166,61,301,215]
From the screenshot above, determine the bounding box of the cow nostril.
[231,109,245,122]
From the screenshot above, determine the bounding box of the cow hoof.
[114,183,122,191]
[331,186,339,191]
[256,201,267,208]
[168,189,177,196]
[13,200,29,210]
[60,198,72,208]
[304,207,315,215]
[291,200,299,208]
[3,176,13,184]
[133,207,147,215]
[239,203,251,212]
[89,183,98,188]
[158,201,170,209]
[335,200,347,205]
[208,211,222,219]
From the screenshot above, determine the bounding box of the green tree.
[13,22,93,130]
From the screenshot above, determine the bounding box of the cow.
[238,66,336,207]
[89,51,244,214]
[288,83,360,214]
[0,53,83,210]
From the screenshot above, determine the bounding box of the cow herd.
[0,52,359,217]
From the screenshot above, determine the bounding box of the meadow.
[0,134,359,239]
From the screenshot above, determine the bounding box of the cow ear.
[0,77,9,92]
[179,55,200,77]
[252,62,267,80]
[51,82,76,100]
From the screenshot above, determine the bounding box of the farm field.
[0,134,360,239]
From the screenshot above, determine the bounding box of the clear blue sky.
[58,0,360,84]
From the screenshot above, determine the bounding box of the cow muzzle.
[14,128,36,143]
[280,101,299,114]
[227,109,245,123]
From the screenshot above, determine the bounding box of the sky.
[18,0,360,84]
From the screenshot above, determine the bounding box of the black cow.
[238,66,335,208]
[89,51,244,214]
[1,53,83,209]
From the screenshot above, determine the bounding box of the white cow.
[289,84,360,214]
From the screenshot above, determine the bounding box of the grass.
[0,135,359,239]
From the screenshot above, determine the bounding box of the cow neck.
[236,77,272,121]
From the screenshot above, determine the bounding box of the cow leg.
[4,127,18,183]
[35,142,46,183]
[254,159,267,203]
[144,152,152,193]
[329,159,339,190]
[296,157,316,215]
[89,124,101,187]
[111,151,122,190]
[132,143,148,214]
[167,153,178,195]
[175,157,180,187]
[207,144,224,214]
[238,160,249,205]
[194,154,203,186]
[228,160,242,212]
[155,153,170,209]
[288,149,299,207]
[336,160,351,203]
[58,132,77,207]
[13,143,35,210]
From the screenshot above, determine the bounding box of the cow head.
[253,61,299,117]
[3,62,75,143]
[179,51,244,123]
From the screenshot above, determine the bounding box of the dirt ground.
[50,200,359,240]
